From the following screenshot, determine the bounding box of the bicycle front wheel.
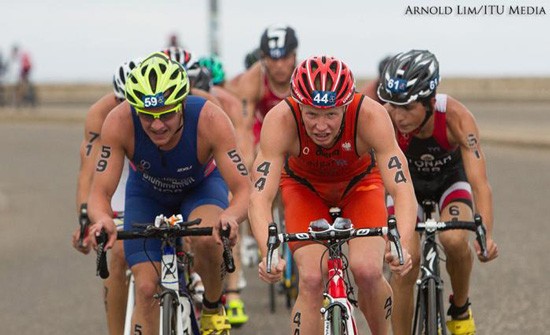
[328,305,347,335]
[162,294,177,335]
[425,279,438,335]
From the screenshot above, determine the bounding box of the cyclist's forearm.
[392,191,418,242]
[248,198,272,257]
[471,183,494,237]
[223,191,249,225]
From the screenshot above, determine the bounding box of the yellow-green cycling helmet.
[125,51,190,109]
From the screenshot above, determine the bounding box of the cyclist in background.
[87,52,251,335]
[193,55,252,327]
[225,23,299,279]
[72,58,139,335]
[244,48,261,70]
[249,55,417,335]
[361,55,392,104]
[378,49,498,335]
[226,23,298,162]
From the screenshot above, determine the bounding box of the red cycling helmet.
[291,56,355,108]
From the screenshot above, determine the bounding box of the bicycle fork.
[413,234,447,335]
[158,244,196,335]
[320,258,358,335]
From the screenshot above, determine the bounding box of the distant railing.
[5,77,550,105]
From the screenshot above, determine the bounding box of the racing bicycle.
[96,214,235,335]
[412,200,488,335]
[266,207,404,335]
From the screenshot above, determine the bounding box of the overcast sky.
[1,0,549,83]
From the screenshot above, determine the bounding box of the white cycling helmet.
[112,58,141,100]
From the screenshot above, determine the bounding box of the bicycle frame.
[121,242,200,335]
[97,215,222,335]
[158,235,200,335]
[320,243,358,335]
[266,209,404,335]
[412,212,447,335]
[412,200,488,335]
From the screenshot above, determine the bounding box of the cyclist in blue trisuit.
[87,52,251,335]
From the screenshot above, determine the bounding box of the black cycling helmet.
[377,49,440,105]
[377,55,392,78]
[244,48,261,69]
[187,62,213,92]
[260,24,298,59]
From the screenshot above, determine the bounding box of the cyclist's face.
[136,102,183,148]
[300,104,346,147]
[263,52,296,85]
[387,101,426,134]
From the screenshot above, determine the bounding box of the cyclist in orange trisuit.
[249,55,417,335]
[378,49,498,335]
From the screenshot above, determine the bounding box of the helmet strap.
[411,98,434,134]
[174,111,184,134]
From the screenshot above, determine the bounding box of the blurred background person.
[360,55,392,104]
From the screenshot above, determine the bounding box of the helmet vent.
[149,71,158,92]
[300,73,311,96]
[170,69,179,80]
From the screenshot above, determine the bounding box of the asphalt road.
[0,115,549,334]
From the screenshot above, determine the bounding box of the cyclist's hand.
[385,240,412,276]
[71,227,91,254]
[475,237,498,262]
[215,213,239,246]
[87,219,117,250]
[258,256,285,284]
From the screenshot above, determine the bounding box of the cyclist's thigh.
[179,171,229,223]
[342,176,386,229]
[124,194,168,268]
[438,181,473,215]
[293,243,327,288]
[280,177,329,251]
[439,200,473,247]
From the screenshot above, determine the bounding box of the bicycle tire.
[284,245,299,309]
[413,283,425,335]
[162,293,177,335]
[426,279,438,335]
[269,283,276,313]
[329,305,347,335]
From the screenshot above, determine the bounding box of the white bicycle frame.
[121,215,198,335]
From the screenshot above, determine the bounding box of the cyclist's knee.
[132,265,160,303]
[439,231,470,256]
[134,278,158,302]
[350,261,384,286]
[297,270,323,296]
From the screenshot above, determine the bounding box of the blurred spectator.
[0,49,7,106]
[10,45,36,108]
[168,33,181,48]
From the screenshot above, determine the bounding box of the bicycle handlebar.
[415,214,488,258]
[77,203,90,248]
[221,227,236,273]
[267,215,405,273]
[95,216,237,279]
[387,215,405,265]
